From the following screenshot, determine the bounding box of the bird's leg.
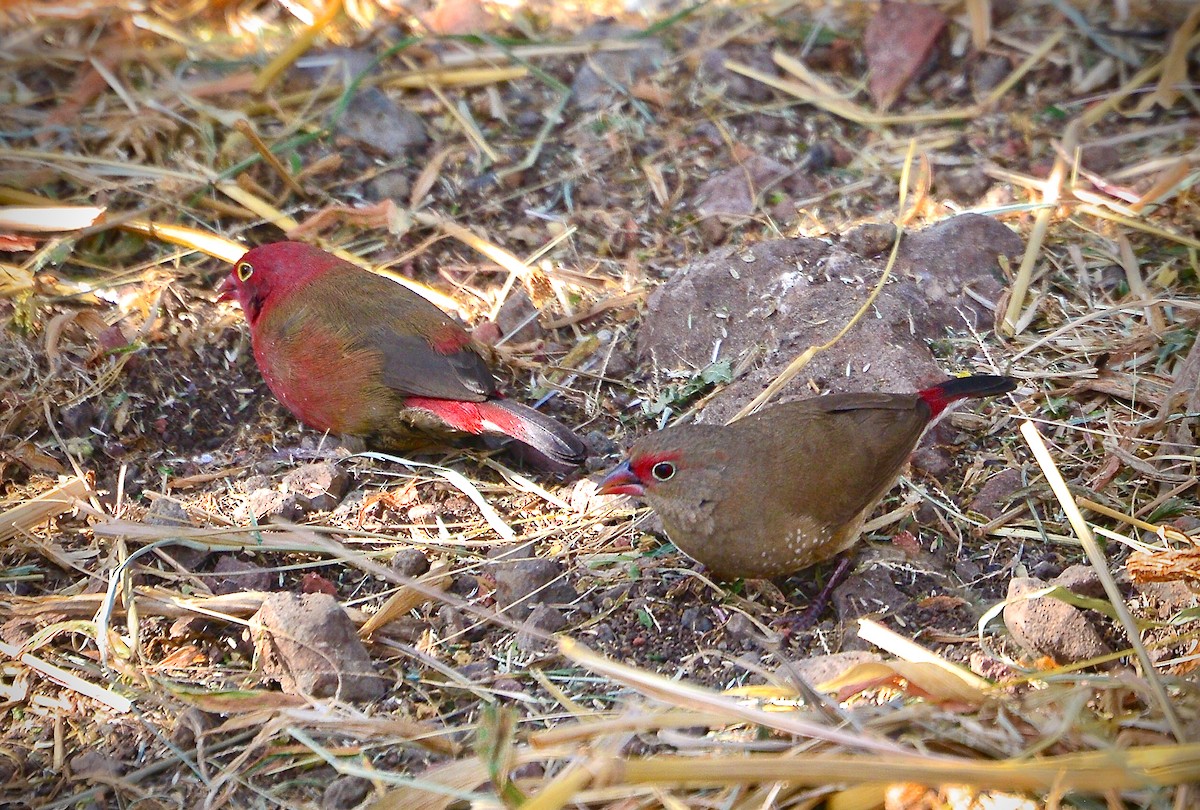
[782,551,857,635]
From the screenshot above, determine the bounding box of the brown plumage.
[598,376,1015,579]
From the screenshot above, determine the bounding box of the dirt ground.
[1,1,1199,808]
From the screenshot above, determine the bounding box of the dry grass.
[2,1,1199,808]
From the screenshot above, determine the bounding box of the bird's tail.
[918,375,1017,419]
[406,396,587,467]
[477,399,588,467]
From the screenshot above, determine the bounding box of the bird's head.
[218,241,339,324]
[598,425,727,501]
[598,426,729,545]
[597,452,680,498]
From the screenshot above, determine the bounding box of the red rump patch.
[917,386,955,419]
[406,397,528,441]
[916,376,1014,419]
[428,324,472,355]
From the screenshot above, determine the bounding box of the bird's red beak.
[597,460,644,497]
[216,275,236,302]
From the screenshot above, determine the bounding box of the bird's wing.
[370,328,495,401]
[743,394,929,527]
[310,269,497,401]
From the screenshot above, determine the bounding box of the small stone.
[69,749,122,780]
[938,167,991,202]
[282,463,352,512]
[144,498,208,569]
[512,762,545,780]
[291,47,376,85]
[832,563,911,626]
[697,47,777,102]
[390,548,431,578]
[495,290,543,343]
[722,612,759,645]
[698,218,726,246]
[489,552,577,620]
[591,622,617,645]
[170,708,216,751]
[144,498,192,527]
[322,776,372,810]
[212,555,273,595]
[972,54,1011,95]
[680,606,714,633]
[1052,564,1106,600]
[245,488,308,522]
[517,604,567,652]
[692,154,792,219]
[366,168,411,202]
[842,222,898,258]
[968,468,1024,520]
[253,592,387,701]
[515,109,542,128]
[448,574,478,597]
[493,677,524,697]
[1080,143,1120,175]
[1030,558,1061,580]
[335,86,428,156]
[571,23,667,110]
[458,660,493,681]
[1003,576,1111,664]
[775,651,881,686]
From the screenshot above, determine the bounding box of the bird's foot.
[777,553,857,637]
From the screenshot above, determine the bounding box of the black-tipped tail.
[919,375,1016,417]
[480,399,588,467]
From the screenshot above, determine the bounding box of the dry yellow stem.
[0,476,92,543]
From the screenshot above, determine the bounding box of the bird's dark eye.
[236,261,253,281]
[651,461,676,481]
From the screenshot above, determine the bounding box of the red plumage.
[219,241,587,466]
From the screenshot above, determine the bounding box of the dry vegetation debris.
[1,0,1200,808]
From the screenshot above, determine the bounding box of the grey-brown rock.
[968,467,1025,519]
[170,707,217,751]
[366,167,411,203]
[253,592,387,701]
[144,497,192,527]
[841,222,897,258]
[1003,576,1111,664]
[637,214,1022,426]
[69,749,123,780]
[390,547,431,578]
[517,604,567,652]
[698,47,778,102]
[692,154,794,219]
[937,167,992,202]
[495,289,543,343]
[322,776,372,810]
[894,213,1023,331]
[489,548,577,620]
[244,488,307,522]
[283,462,352,512]
[144,497,207,569]
[1052,564,1106,600]
[336,87,428,156]
[212,555,273,595]
[833,562,911,631]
